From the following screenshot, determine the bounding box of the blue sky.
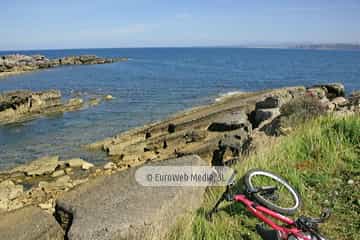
[1,0,360,50]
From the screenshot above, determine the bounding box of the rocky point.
[0,54,128,77]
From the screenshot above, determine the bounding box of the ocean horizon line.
[1,43,360,53]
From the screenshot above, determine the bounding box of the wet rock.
[0,89,90,124]
[0,206,64,240]
[104,94,114,100]
[56,155,206,240]
[89,97,101,106]
[0,90,61,121]
[9,155,59,176]
[65,98,84,109]
[208,111,251,132]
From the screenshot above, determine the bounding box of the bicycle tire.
[244,169,302,215]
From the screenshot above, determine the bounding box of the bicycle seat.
[256,224,281,240]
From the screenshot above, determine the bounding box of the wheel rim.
[248,171,300,212]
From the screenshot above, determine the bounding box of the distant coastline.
[293,43,360,50]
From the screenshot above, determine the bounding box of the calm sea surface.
[0,48,359,170]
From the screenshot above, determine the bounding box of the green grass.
[167,114,360,240]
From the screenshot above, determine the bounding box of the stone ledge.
[0,206,64,240]
[56,155,207,240]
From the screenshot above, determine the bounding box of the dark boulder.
[208,111,251,132]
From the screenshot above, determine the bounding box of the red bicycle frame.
[234,194,311,240]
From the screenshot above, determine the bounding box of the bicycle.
[207,169,330,240]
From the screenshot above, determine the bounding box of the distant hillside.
[294,43,360,50]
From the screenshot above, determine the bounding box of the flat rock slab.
[56,155,207,240]
[9,155,59,176]
[0,206,64,240]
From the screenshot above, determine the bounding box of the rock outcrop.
[310,83,345,99]
[88,86,305,168]
[0,155,94,213]
[0,206,64,240]
[0,180,24,212]
[0,89,67,124]
[55,155,206,240]
[0,89,113,124]
[207,111,251,132]
[0,54,127,77]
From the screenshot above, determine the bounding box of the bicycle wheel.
[244,169,302,215]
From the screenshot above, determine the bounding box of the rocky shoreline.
[0,54,128,78]
[0,89,114,125]
[0,83,359,239]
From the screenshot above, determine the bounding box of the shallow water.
[0,48,359,170]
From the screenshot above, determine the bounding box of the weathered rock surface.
[89,87,305,168]
[207,111,251,132]
[331,97,348,107]
[0,89,106,124]
[0,180,24,212]
[253,108,281,128]
[9,155,59,176]
[306,87,327,99]
[56,155,206,240]
[64,158,94,170]
[103,162,117,170]
[311,83,345,99]
[212,127,252,166]
[0,90,61,120]
[0,206,64,240]
[255,95,286,109]
[0,54,127,77]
